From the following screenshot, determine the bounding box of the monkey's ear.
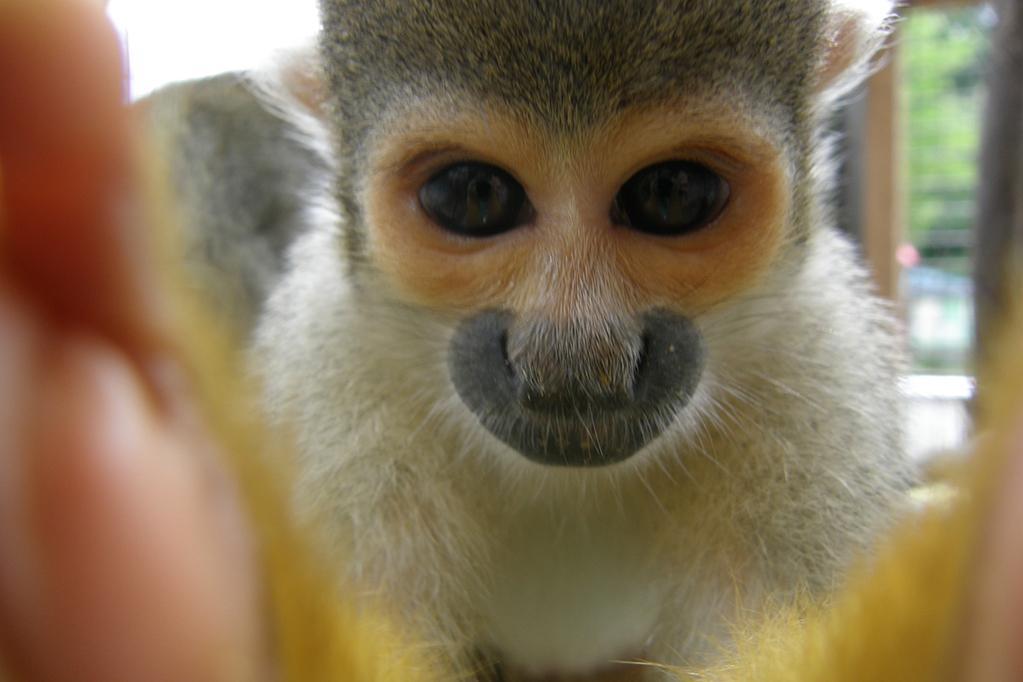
[251,47,335,167]
[814,0,896,101]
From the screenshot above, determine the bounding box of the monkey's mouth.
[477,404,670,467]
[492,654,648,682]
[448,309,705,467]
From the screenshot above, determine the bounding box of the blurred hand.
[0,1,263,679]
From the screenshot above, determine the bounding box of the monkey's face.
[314,0,872,468]
[357,103,790,467]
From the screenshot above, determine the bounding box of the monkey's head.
[302,0,892,468]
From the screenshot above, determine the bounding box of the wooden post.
[862,41,904,302]
[974,0,1023,371]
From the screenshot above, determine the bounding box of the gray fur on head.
[318,1,891,153]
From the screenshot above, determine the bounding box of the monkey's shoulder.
[140,72,330,333]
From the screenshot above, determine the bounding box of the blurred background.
[105,0,1004,464]
[898,4,992,462]
[106,0,319,98]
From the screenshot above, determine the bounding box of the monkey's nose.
[512,323,640,415]
[448,309,705,467]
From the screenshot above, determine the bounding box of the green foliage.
[903,5,991,274]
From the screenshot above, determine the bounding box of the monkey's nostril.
[633,310,705,406]
[499,330,516,381]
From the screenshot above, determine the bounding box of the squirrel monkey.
[135,0,921,678]
[23,0,1020,681]
[5,1,1023,681]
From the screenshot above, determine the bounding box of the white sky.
[106,0,320,99]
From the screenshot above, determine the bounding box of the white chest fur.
[481,499,667,676]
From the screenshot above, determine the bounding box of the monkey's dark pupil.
[471,179,492,201]
[616,161,729,236]
[420,162,528,237]
[468,179,493,225]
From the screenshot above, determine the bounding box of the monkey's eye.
[419,162,531,237]
[613,161,730,236]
